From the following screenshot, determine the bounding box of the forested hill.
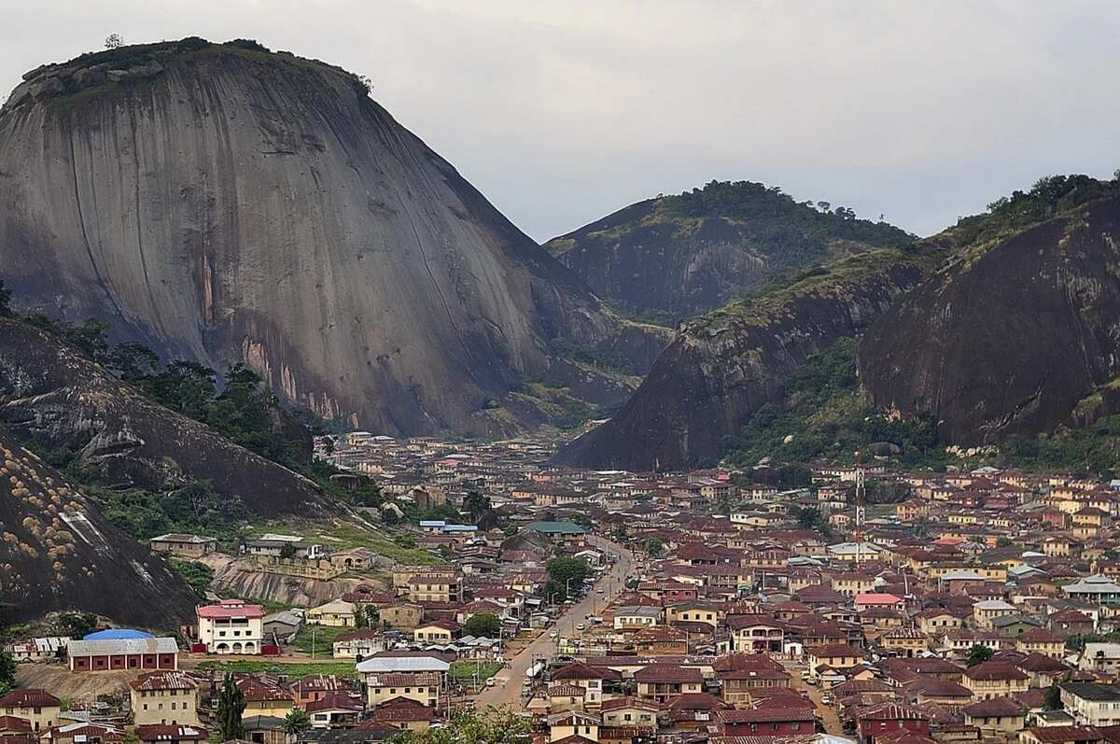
[547,180,914,322]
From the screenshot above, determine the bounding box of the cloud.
[1,0,1117,240]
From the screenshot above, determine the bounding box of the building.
[1060,683,1120,727]
[962,697,1026,736]
[307,599,358,628]
[363,673,441,708]
[634,665,703,704]
[148,534,217,558]
[856,704,930,744]
[0,690,61,732]
[333,630,386,660]
[197,600,265,654]
[135,724,207,744]
[962,661,1029,700]
[129,671,200,726]
[67,637,178,672]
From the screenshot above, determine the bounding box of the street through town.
[474,536,635,708]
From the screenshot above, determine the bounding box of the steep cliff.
[860,180,1120,445]
[547,180,914,321]
[0,429,198,625]
[553,250,929,471]
[0,316,325,517]
[0,38,637,437]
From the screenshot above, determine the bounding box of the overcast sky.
[2,1,1118,241]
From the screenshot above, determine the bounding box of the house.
[363,671,442,709]
[552,662,621,707]
[1017,629,1066,660]
[413,621,458,644]
[962,697,1026,736]
[238,680,294,719]
[262,611,302,644]
[135,724,208,744]
[4,637,69,663]
[721,708,817,737]
[380,603,424,630]
[726,616,784,653]
[599,698,658,730]
[307,599,358,628]
[0,690,61,732]
[66,637,178,672]
[129,671,200,726]
[148,533,217,558]
[333,630,385,660]
[880,628,929,658]
[1060,683,1120,727]
[197,599,265,654]
[41,722,124,744]
[1078,643,1120,675]
[962,661,1029,700]
[634,664,703,703]
[241,715,288,744]
[369,697,439,732]
[807,644,864,679]
[306,693,364,728]
[290,675,346,707]
[856,704,931,744]
[547,711,600,742]
[613,607,661,630]
[972,600,1017,630]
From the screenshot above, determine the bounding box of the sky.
[1,1,1118,241]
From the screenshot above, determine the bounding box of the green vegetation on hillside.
[169,559,214,596]
[948,173,1120,250]
[722,339,943,468]
[1003,419,1120,479]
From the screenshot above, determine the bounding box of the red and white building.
[196,600,265,654]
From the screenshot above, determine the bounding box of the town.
[5,431,1120,744]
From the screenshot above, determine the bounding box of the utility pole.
[855,465,866,566]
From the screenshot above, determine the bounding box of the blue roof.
[83,629,154,640]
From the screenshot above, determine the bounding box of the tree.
[1044,685,1063,710]
[0,649,15,696]
[463,613,501,638]
[356,604,380,629]
[0,280,11,317]
[966,644,993,667]
[395,707,529,744]
[279,543,297,559]
[105,34,124,49]
[645,538,664,559]
[545,557,591,602]
[56,611,98,639]
[283,708,312,736]
[463,491,491,521]
[216,673,246,740]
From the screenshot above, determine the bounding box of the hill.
[0,38,655,437]
[860,176,1120,445]
[0,316,327,535]
[0,428,198,625]
[546,180,914,321]
[553,249,929,471]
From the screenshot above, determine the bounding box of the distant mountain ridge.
[547,180,914,321]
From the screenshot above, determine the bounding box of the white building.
[196,599,265,654]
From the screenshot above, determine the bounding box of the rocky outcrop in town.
[553,249,929,471]
[0,38,651,437]
[0,429,198,624]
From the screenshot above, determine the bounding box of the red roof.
[196,600,265,619]
[0,690,60,708]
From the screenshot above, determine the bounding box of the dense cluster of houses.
[11,434,1120,744]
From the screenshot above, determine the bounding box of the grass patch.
[289,625,351,655]
[244,518,442,566]
[449,661,503,683]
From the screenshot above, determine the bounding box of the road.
[785,664,843,735]
[474,535,635,708]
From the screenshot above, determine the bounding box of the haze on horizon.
[1,0,1117,243]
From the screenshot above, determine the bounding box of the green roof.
[527,521,588,535]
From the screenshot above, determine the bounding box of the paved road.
[474,535,635,709]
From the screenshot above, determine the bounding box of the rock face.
[860,194,1120,444]
[0,317,325,517]
[0,39,632,436]
[0,429,198,625]
[547,180,913,320]
[553,250,928,471]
